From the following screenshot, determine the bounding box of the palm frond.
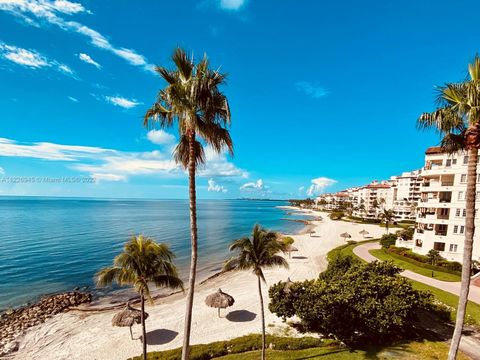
[173,135,205,168]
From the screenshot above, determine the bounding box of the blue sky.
[0,0,478,199]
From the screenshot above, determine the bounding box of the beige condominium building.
[397,146,480,263]
[390,170,423,221]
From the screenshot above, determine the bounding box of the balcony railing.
[435,231,448,236]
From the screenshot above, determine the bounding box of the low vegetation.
[382,246,462,273]
[269,255,442,346]
[215,340,471,360]
[130,334,333,360]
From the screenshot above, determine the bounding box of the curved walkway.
[354,242,480,304]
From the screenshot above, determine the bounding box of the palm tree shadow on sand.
[144,329,178,345]
[226,310,257,322]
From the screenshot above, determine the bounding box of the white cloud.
[0,166,4,175]
[298,186,304,192]
[78,53,101,68]
[52,0,86,14]
[295,81,328,99]
[105,96,141,109]
[306,177,337,196]
[68,96,78,102]
[0,137,247,182]
[207,178,227,193]
[198,147,248,178]
[147,130,175,145]
[0,0,155,73]
[91,173,126,182]
[220,0,246,10]
[240,179,264,191]
[0,42,75,77]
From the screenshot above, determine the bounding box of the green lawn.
[408,279,480,325]
[216,340,471,359]
[329,241,480,325]
[326,239,378,262]
[369,248,461,282]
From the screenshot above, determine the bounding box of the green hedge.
[132,334,333,360]
[386,247,462,275]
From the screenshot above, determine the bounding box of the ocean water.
[0,198,310,310]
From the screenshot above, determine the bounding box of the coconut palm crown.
[143,47,233,360]
[224,224,289,360]
[96,235,183,360]
[417,55,480,360]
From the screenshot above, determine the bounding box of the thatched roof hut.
[285,244,298,258]
[359,229,369,238]
[112,302,149,339]
[205,289,235,317]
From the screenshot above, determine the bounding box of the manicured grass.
[369,248,461,282]
[327,239,379,262]
[216,340,471,359]
[330,241,480,325]
[409,279,480,325]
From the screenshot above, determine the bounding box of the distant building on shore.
[397,146,480,263]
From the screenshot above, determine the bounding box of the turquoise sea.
[0,198,310,310]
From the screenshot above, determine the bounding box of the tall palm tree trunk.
[257,276,266,360]
[141,295,147,360]
[448,147,478,359]
[182,131,198,360]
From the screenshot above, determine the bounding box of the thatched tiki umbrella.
[205,288,235,317]
[359,229,369,239]
[340,232,352,242]
[112,302,149,340]
[285,244,298,259]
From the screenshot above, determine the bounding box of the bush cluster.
[379,233,397,248]
[268,255,440,346]
[329,211,345,220]
[347,216,381,224]
[132,334,331,360]
[387,247,462,273]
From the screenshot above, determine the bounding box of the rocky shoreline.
[0,291,92,356]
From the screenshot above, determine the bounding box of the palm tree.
[417,55,480,360]
[143,48,232,360]
[96,235,183,360]
[224,225,289,360]
[379,209,395,234]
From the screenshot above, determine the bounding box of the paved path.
[354,242,480,304]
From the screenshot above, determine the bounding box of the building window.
[453,225,458,233]
[458,191,465,201]
[456,208,461,217]
[415,239,423,247]
[434,242,446,251]
[463,208,467,217]
[477,174,480,183]
[446,159,452,167]
[460,174,467,183]
[449,244,458,252]
[460,225,465,234]
[453,158,457,165]
[464,156,469,165]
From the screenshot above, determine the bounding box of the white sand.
[13,209,386,360]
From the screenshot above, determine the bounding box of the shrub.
[269,255,435,346]
[132,334,330,359]
[281,236,294,246]
[379,233,397,249]
[385,247,461,275]
[329,211,344,220]
[397,227,414,240]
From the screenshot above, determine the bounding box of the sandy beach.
[12,209,386,360]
